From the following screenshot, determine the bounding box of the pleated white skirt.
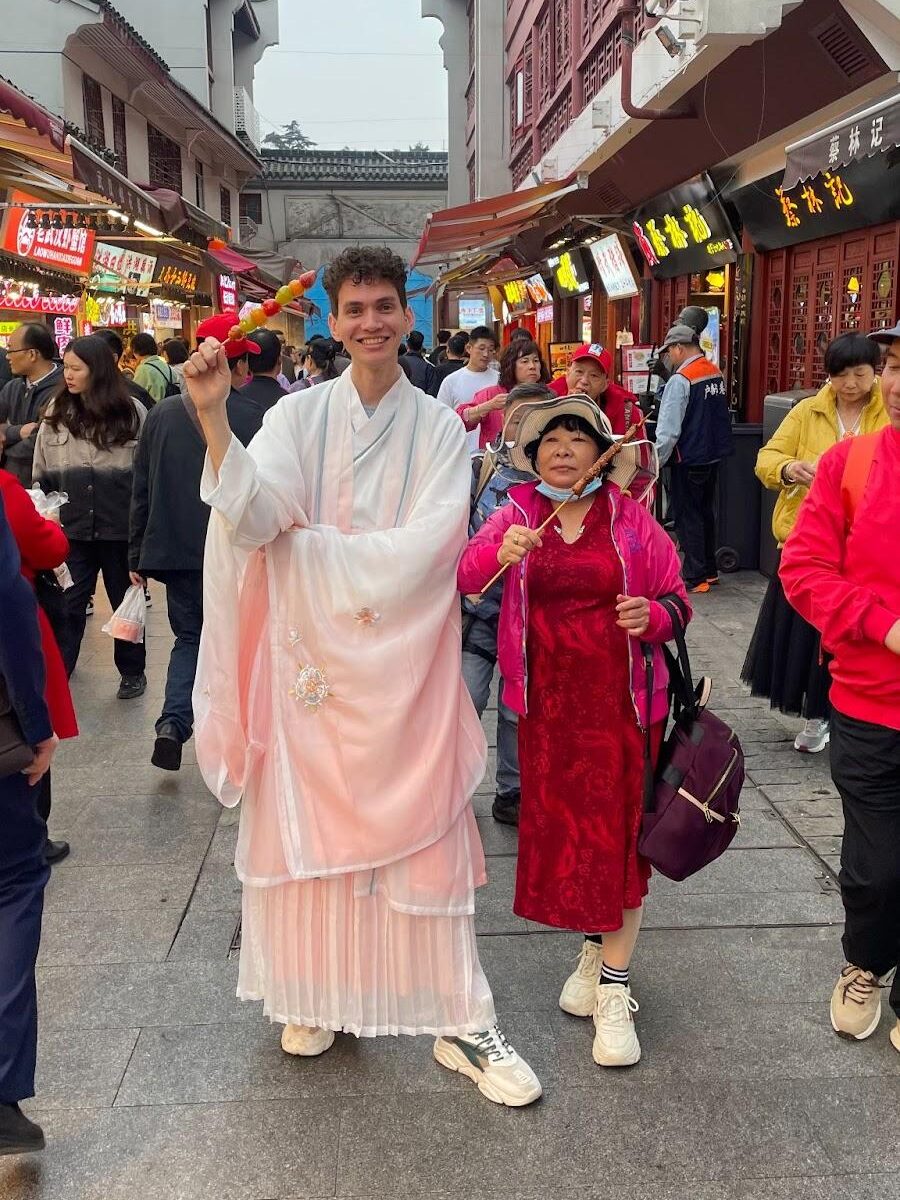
[238,872,497,1038]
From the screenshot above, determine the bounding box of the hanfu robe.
[194,370,496,1037]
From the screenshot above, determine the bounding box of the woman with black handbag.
[458,395,689,1069]
[0,469,78,864]
[32,335,147,697]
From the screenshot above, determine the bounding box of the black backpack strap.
[640,643,657,812]
[147,361,174,387]
[657,594,697,719]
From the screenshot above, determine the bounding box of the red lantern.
[208,237,227,251]
[262,298,281,316]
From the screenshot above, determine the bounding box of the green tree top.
[263,121,316,152]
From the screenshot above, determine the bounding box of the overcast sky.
[252,1,449,151]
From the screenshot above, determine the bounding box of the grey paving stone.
[475,857,529,934]
[475,815,519,857]
[805,1077,900,1172]
[166,909,241,962]
[335,1080,829,1193]
[285,1182,900,1200]
[114,1011,556,1107]
[50,762,212,802]
[46,819,216,868]
[642,889,843,929]
[2,1099,341,1200]
[730,809,800,849]
[806,834,844,857]
[36,961,256,1030]
[550,999,900,1085]
[43,864,197,914]
[34,1028,139,1109]
[190,861,244,912]
[648,847,834,895]
[38,908,182,967]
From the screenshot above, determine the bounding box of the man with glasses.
[0,325,62,486]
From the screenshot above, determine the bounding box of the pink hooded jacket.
[457,480,691,724]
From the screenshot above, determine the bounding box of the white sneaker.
[794,718,830,754]
[433,1024,542,1107]
[559,940,604,1016]
[592,984,641,1067]
[280,1023,335,1057]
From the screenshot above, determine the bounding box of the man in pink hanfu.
[184,247,541,1108]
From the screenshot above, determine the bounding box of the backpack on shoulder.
[147,361,181,399]
[638,595,744,881]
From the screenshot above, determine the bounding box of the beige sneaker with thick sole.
[559,940,604,1017]
[830,964,892,1040]
[592,983,641,1067]
[281,1024,335,1056]
[891,1021,900,1054]
[433,1025,542,1107]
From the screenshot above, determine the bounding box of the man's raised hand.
[184,338,231,414]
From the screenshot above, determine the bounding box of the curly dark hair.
[47,335,139,450]
[498,339,550,391]
[322,246,408,311]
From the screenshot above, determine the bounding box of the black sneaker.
[0,1103,45,1157]
[117,673,147,700]
[85,598,94,617]
[492,791,520,826]
[44,839,70,865]
[143,586,153,609]
[151,722,183,771]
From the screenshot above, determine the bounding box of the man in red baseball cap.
[548,343,636,434]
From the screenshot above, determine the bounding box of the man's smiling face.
[329,279,413,368]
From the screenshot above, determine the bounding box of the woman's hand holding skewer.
[497,524,543,568]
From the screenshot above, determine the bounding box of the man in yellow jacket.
[743,332,887,753]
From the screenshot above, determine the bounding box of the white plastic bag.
[26,486,68,517]
[102,584,146,644]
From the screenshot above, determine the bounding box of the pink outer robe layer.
[194,370,496,1037]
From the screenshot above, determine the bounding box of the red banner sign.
[1,197,95,276]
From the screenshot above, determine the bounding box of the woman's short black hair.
[163,338,189,365]
[524,414,605,472]
[498,339,551,391]
[824,333,881,376]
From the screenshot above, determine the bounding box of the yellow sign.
[775,172,854,231]
[0,321,19,336]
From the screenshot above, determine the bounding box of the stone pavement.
[2,573,899,1200]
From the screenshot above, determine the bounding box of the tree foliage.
[263,121,316,152]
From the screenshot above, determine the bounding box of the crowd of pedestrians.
[0,245,898,1155]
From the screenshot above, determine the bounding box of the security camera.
[655,23,685,57]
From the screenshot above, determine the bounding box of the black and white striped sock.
[598,963,630,988]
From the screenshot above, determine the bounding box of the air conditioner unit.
[234,87,261,151]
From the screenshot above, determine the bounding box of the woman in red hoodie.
[0,470,78,864]
[780,324,900,1058]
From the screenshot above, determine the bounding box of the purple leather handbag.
[638,596,743,881]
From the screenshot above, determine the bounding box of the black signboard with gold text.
[730,153,900,252]
[631,174,739,280]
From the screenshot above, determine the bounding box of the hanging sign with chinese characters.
[0,191,95,275]
[587,233,640,300]
[217,273,238,310]
[154,259,199,295]
[782,94,900,191]
[501,278,532,315]
[631,175,739,280]
[91,242,157,296]
[730,154,900,253]
[546,248,591,298]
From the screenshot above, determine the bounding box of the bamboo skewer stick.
[477,415,647,596]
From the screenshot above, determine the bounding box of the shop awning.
[0,77,65,152]
[782,91,900,190]
[411,176,585,268]
[68,139,165,229]
[140,186,229,243]
[206,244,281,291]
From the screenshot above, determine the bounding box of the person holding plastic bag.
[32,335,147,698]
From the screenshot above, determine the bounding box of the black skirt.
[741,563,831,720]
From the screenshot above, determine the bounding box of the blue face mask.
[535,477,604,502]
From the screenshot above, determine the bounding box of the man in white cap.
[654,323,732,594]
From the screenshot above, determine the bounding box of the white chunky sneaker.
[281,1024,335,1057]
[433,1024,542,1107]
[559,940,604,1017]
[794,718,830,754]
[592,984,641,1067]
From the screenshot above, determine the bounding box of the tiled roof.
[257,149,448,186]
[96,1,170,72]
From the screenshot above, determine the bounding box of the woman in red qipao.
[458,395,690,1069]
[0,470,78,863]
